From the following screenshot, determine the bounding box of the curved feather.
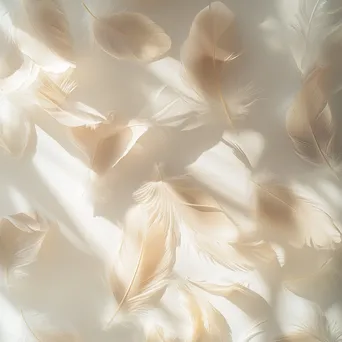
[0,213,48,282]
[107,205,177,327]
[181,1,238,126]
[91,11,171,62]
[286,68,338,174]
[24,0,75,65]
[255,182,341,249]
[37,70,106,127]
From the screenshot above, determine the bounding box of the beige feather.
[83,4,171,62]
[69,118,139,174]
[188,280,270,322]
[286,68,338,174]
[107,205,176,327]
[276,333,318,342]
[255,182,341,249]
[37,70,106,127]
[24,0,74,65]
[0,213,48,282]
[134,168,274,270]
[182,287,231,342]
[181,1,238,126]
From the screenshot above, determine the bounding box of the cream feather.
[134,168,274,271]
[286,68,338,174]
[255,182,341,249]
[188,280,270,322]
[69,116,144,174]
[24,0,75,65]
[0,213,48,282]
[181,286,231,342]
[181,1,239,126]
[83,4,171,62]
[0,99,32,158]
[107,205,177,327]
[36,70,106,127]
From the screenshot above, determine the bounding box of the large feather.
[24,0,74,65]
[37,70,106,127]
[255,182,341,249]
[107,205,177,327]
[0,213,48,282]
[134,169,274,271]
[286,68,339,174]
[83,4,171,62]
[181,1,238,126]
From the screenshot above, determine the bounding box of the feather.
[134,168,274,270]
[182,287,232,342]
[276,307,342,342]
[188,280,270,321]
[0,99,32,158]
[83,4,171,62]
[36,70,106,127]
[286,68,338,174]
[255,182,341,249]
[107,205,177,327]
[24,0,75,65]
[0,213,48,282]
[69,117,145,174]
[237,320,268,342]
[181,1,238,126]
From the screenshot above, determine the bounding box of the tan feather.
[83,4,171,62]
[181,1,238,126]
[24,0,74,65]
[286,68,338,174]
[107,205,176,327]
[69,118,140,174]
[188,280,270,321]
[0,213,48,282]
[255,182,341,249]
[276,333,318,342]
[182,287,232,342]
[37,70,106,127]
[134,168,274,271]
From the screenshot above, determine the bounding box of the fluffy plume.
[181,1,239,126]
[107,205,177,327]
[83,4,171,62]
[0,99,32,158]
[255,182,341,249]
[0,213,48,283]
[286,68,338,174]
[36,70,106,127]
[24,0,75,65]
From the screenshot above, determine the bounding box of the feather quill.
[37,70,106,127]
[83,4,171,62]
[255,182,341,249]
[181,1,239,126]
[0,213,48,283]
[24,0,75,65]
[286,68,338,174]
[107,205,176,327]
